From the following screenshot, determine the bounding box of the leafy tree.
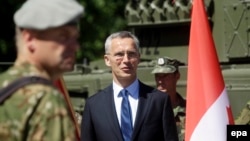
[78,0,128,64]
[0,0,25,71]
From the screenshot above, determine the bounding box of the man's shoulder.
[87,84,112,100]
[138,80,156,91]
[0,67,64,106]
[0,78,64,112]
[0,67,17,87]
[0,64,41,86]
[138,81,168,98]
[4,83,62,103]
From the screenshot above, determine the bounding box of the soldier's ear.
[22,29,33,42]
[175,71,180,80]
[22,30,36,53]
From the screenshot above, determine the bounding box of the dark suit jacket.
[81,81,178,141]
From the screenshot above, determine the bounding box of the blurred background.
[2,0,250,120]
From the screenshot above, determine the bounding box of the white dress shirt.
[113,79,139,127]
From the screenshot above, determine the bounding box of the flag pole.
[54,77,81,141]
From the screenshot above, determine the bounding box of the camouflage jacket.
[0,62,76,141]
[235,100,250,125]
[173,93,186,141]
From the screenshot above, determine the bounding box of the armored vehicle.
[64,0,250,119]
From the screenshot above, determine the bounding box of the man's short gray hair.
[104,31,140,54]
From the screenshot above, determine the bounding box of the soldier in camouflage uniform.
[152,57,186,141]
[235,101,250,124]
[0,0,84,140]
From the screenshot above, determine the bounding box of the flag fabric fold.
[185,0,234,140]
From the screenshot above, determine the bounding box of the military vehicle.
[64,0,250,119]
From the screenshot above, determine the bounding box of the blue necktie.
[119,89,133,141]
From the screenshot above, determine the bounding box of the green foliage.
[78,0,128,63]
[0,0,24,62]
[0,40,8,54]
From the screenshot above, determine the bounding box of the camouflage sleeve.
[235,101,250,125]
[26,87,76,141]
[0,84,76,141]
[174,106,186,141]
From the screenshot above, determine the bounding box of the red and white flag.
[185,0,234,140]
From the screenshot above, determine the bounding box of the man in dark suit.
[81,31,178,141]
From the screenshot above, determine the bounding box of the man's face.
[104,37,140,82]
[32,25,80,74]
[154,73,179,93]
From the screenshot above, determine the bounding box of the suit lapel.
[131,82,152,140]
[103,85,123,141]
